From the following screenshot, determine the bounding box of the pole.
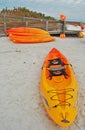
[60,14,66,38]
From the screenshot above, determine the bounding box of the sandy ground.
[0,36,85,130]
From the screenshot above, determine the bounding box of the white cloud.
[63,0,85,4]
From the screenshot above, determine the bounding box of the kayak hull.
[9,33,55,43]
[40,48,79,127]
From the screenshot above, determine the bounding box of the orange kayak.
[5,27,49,35]
[40,48,79,127]
[9,33,55,43]
[5,27,55,43]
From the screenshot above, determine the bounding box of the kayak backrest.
[48,58,65,68]
[49,66,65,72]
[48,66,66,76]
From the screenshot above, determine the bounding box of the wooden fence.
[0,14,60,34]
[0,14,81,36]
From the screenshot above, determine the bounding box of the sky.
[0,0,85,22]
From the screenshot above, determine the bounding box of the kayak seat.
[48,66,68,79]
[48,58,65,67]
[47,58,68,79]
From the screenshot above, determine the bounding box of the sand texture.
[0,37,85,130]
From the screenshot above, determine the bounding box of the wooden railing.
[0,14,59,34]
[0,14,81,36]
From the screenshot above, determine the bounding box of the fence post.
[26,21,28,27]
[46,20,48,31]
[3,14,7,31]
[23,17,28,27]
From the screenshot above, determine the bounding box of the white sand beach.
[0,36,85,130]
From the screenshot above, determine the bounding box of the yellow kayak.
[40,48,79,127]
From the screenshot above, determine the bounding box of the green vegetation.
[0,7,56,20]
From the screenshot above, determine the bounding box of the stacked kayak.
[5,27,55,43]
[40,48,79,127]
